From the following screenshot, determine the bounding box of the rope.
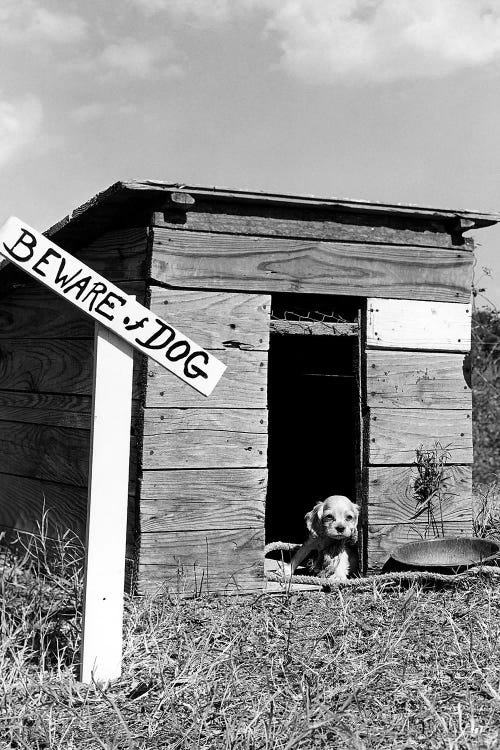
[264,541,500,589]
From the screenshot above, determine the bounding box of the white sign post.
[0,217,226,683]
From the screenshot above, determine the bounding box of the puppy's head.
[305,495,359,543]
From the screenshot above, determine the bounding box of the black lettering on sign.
[95,291,127,322]
[3,228,37,262]
[32,248,62,278]
[184,351,209,380]
[166,340,190,362]
[81,282,108,311]
[64,275,92,301]
[55,258,82,290]
[135,319,175,349]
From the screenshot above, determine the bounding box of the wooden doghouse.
[0,181,498,593]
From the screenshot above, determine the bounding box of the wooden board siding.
[0,229,149,548]
[142,409,268,469]
[367,299,472,351]
[368,465,472,524]
[146,349,267,409]
[149,288,270,351]
[367,520,473,571]
[366,351,471,409]
[137,528,265,595]
[368,408,473,465]
[151,228,473,302]
[139,290,270,594]
[153,201,473,250]
[140,468,267,530]
[365,298,474,572]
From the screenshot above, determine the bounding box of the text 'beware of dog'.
[0,217,226,396]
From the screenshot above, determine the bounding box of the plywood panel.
[142,408,268,469]
[0,340,143,398]
[0,420,90,486]
[154,203,470,249]
[149,288,270,351]
[138,527,264,594]
[77,228,149,282]
[367,299,471,351]
[368,520,473,571]
[0,391,93,428]
[0,282,145,339]
[368,408,472,464]
[152,229,472,302]
[145,349,267,408]
[0,473,136,550]
[368,465,472,524]
[367,351,471,408]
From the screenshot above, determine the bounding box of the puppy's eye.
[323,513,333,520]
[346,514,353,521]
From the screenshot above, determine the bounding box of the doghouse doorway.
[265,295,362,546]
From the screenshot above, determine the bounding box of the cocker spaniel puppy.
[290,495,360,581]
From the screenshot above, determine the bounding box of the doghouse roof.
[46,179,500,247]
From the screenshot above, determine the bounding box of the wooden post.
[80,324,134,683]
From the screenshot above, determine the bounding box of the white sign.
[0,217,226,396]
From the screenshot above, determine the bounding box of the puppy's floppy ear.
[350,502,360,544]
[305,502,324,537]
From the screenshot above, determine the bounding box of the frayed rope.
[264,541,500,589]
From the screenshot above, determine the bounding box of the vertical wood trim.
[80,324,134,683]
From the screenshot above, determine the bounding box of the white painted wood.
[0,216,225,396]
[367,298,471,351]
[80,324,134,684]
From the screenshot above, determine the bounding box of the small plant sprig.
[409,442,454,538]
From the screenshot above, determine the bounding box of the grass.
[3,501,500,749]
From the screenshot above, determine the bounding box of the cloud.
[0,95,43,167]
[100,37,183,79]
[265,0,500,83]
[0,0,87,45]
[129,0,500,83]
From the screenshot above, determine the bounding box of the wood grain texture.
[0,339,94,394]
[0,391,93,428]
[154,202,472,250]
[140,466,267,501]
[145,349,267,408]
[137,527,264,594]
[142,408,268,469]
[368,408,473,465]
[367,299,472,351]
[0,472,136,550]
[366,351,471,408]
[151,228,473,301]
[149,288,270,351]
[76,228,149,282]
[368,520,473,571]
[0,420,90,486]
[0,339,143,398]
[368,465,472,524]
[141,495,265,533]
[0,282,145,339]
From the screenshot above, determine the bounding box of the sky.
[1,0,500,307]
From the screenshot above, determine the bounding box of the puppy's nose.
[335,525,346,533]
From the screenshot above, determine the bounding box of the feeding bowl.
[383,537,500,574]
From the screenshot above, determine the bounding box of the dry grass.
[3,529,500,750]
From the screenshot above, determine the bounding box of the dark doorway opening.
[265,298,360,545]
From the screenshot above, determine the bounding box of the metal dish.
[384,536,500,574]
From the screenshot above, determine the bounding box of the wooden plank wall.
[366,298,474,571]
[138,287,270,595]
[0,227,148,556]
